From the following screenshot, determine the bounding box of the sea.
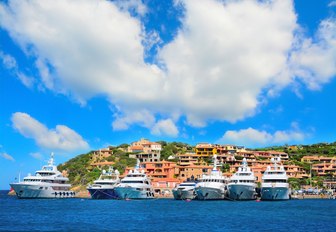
[1,190,335,232]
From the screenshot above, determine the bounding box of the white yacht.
[195,155,227,200]
[172,177,197,200]
[227,158,256,200]
[114,160,155,199]
[261,157,290,201]
[10,153,75,199]
[87,167,120,199]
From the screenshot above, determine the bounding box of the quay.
[292,194,336,200]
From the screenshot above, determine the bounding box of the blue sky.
[0,0,335,189]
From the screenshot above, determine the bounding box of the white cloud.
[328,1,336,7]
[1,0,335,135]
[112,109,156,130]
[114,0,147,17]
[11,112,89,152]
[159,0,298,125]
[0,0,163,104]
[151,119,179,137]
[0,50,17,69]
[0,153,15,161]
[289,19,336,90]
[0,50,35,88]
[30,152,43,160]
[219,125,305,147]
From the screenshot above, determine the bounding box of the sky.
[0,0,335,189]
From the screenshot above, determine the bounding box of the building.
[312,159,336,177]
[301,156,336,177]
[177,152,200,166]
[284,164,309,179]
[195,143,216,156]
[253,150,289,161]
[128,138,162,162]
[91,146,114,163]
[176,164,213,181]
[123,160,180,194]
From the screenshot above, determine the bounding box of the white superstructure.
[227,158,256,200]
[114,160,155,199]
[195,154,227,200]
[10,153,75,199]
[261,157,290,200]
[87,167,120,199]
[172,178,197,200]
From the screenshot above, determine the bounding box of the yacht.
[227,158,256,200]
[114,160,155,199]
[261,157,290,201]
[87,167,120,199]
[10,153,75,199]
[195,155,227,200]
[172,176,197,200]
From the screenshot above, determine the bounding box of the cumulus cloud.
[1,0,335,136]
[11,112,89,152]
[0,0,163,105]
[159,0,298,125]
[112,109,156,130]
[114,0,147,17]
[289,19,336,90]
[219,124,305,147]
[0,153,15,161]
[151,119,179,137]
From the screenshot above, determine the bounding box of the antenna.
[48,152,55,166]
[212,154,217,171]
[136,159,140,169]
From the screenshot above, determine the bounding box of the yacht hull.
[227,184,256,201]
[261,187,290,201]
[10,183,75,199]
[87,188,118,199]
[114,187,155,199]
[196,187,225,200]
[172,189,196,200]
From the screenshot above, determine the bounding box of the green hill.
[58,141,336,189]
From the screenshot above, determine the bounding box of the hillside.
[58,141,336,189]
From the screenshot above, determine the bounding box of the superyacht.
[10,153,75,199]
[87,167,120,199]
[114,160,155,199]
[227,158,256,200]
[195,154,227,200]
[172,176,197,200]
[261,157,290,200]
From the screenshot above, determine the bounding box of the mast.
[48,152,55,166]
[212,154,217,171]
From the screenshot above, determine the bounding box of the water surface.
[1,190,335,231]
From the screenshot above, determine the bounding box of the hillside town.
[86,138,336,196]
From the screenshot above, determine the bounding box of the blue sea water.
[1,190,336,232]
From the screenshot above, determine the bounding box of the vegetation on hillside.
[157,141,193,160]
[57,152,97,187]
[59,141,336,188]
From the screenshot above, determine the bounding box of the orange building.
[124,160,180,194]
[128,138,162,162]
[195,143,216,156]
[91,146,115,163]
[176,164,213,181]
[253,150,289,161]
